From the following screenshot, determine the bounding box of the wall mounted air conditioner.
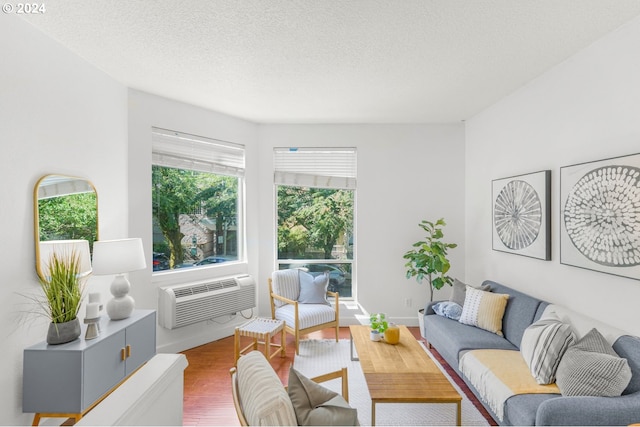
[158,274,255,329]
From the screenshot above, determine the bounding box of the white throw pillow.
[298,270,330,304]
[520,314,575,384]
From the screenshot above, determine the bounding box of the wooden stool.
[234,318,286,365]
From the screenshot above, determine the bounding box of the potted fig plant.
[403,218,457,337]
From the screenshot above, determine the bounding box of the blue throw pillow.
[298,270,330,304]
[433,301,462,321]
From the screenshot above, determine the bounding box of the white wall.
[465,16,640,336]
[0,16,128,425]
[127,90,260,353]
[257,124,465,324]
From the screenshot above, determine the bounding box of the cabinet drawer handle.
[126,345,132,358]
[121,348,126,361]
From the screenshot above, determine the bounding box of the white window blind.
[273,147,357,189]
[152,127,245,177]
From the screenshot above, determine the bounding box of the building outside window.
[151,127,245,273]
[274,147,356,298]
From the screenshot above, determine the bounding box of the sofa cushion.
[459,349,560,422]
[298,270,329,305]
[556,328,632,397]
[459,286,509,336]
[613,335,640,394]
[502,393,558,426]
[520,314,575,384]
[275,303,336,329]
[483,281,547,348]
[237,351,298,426]
[287,366,358,426]
[424,314,518,373]
[449,278,491,307]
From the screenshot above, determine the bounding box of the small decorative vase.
[370,329,382,342]
[385,323,400,345]
[47,318,81,345]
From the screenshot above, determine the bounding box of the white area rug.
[293,339,490,426]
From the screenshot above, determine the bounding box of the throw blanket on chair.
[459,349,560,422]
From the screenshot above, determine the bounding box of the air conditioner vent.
[207,279,237,291]
[158,274,256,329]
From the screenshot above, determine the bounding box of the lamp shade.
[92,238,146,275]
[39,239,92,278]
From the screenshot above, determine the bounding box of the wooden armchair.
[230,351,351,426]
[269,269,340,355]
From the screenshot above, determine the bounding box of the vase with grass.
[39,245,88,344]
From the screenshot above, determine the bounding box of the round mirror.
[34,174,98,280]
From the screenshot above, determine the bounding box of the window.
[274,148,356,297]
[152,127,244,272]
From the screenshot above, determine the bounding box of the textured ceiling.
[20,0,640,123]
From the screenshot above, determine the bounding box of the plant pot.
[418,308,426,339]
[47,318,81,345]
[370,329,382,342]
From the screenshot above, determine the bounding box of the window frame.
[151,127,247,283]
[274,147,357,299]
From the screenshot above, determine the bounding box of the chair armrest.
[310,367,349,402]
[271,292,297,306]
[535,392,640,426]
[327,291,339,310]
[229,367,248,426]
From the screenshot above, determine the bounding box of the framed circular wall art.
[492,170,551,260]
[560,153,640,280]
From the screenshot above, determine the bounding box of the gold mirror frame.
[34,174,99,280]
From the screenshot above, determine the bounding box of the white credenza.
[76,353,188,426]
[23,310,157,425]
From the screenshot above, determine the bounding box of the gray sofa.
[423,280,640,426]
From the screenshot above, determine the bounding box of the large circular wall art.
[564,165,640,267]
[494,180,542,250]
[492,170,550,260]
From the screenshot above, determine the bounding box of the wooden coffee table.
[349,324,462,426]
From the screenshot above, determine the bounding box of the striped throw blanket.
[460,349,560,422]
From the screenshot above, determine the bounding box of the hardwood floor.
[181,326,496,426]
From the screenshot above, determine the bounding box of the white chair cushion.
[237,351,297,426]
[272,269,301,307]
[275,304,336,330]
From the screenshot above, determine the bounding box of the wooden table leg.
[371,400,376,426]
[349,329,359,361]
[32,414,41,426]
[456,400,461,426]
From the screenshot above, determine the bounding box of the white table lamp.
[92,238,146,320]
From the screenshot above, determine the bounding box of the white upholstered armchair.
[269,269,340,354]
